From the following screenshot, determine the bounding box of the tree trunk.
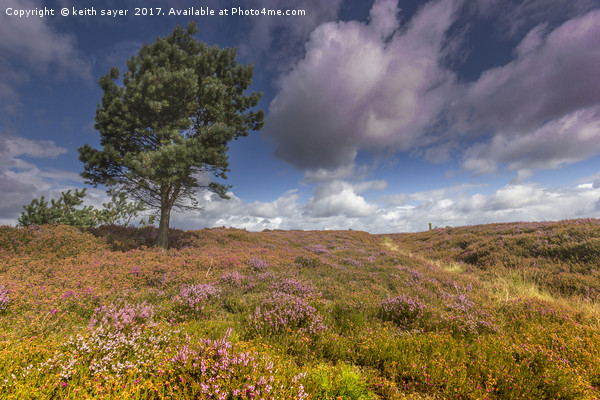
[157,203,171,250]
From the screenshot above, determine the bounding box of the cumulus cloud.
[304,180,380,218]
[382,182,600,232]
[1,135,68,161]
[263,0,460,171]
[462,107,600,175]
[170,189,302,231]
[172,178,386,229]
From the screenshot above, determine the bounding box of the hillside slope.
[0,221,598,399]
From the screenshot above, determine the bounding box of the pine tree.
[18,189,150,228]
[79,23,263,248]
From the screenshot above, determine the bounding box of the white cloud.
[382,182,600,231]
[164,182,600,233]
[1,135,68,160]
[304,181,379,218]
[368,0,400,39]
[171,189,303,231]
[168,177,600,234]
[0,0,91,79]
[461,106,600,175]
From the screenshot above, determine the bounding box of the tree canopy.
[79,23,263,248]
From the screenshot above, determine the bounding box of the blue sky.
[1,0,600,233]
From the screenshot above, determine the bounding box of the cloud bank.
[169,179,600,233]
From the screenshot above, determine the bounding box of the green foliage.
[17,189,151,228]
[18,188,97,228]
[78,22,264,248]
[305,364,375,400]
[98,192,155,226]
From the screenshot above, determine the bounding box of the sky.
[1,0,600,233]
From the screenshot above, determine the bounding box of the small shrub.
[270,278,316,298]
[250,292,327,336]
[305,364,374,400]
[176,283,221,315]
[89,301,155,332]
[343,258,363,267]
[220,270,247,288]
[41,324,172,379]
[305,244,332,255]
[248,257,268,271]
[295,255,322,268]
[170,332,309,399]
[378,295,428,330]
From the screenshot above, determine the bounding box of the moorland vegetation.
[0,219,599,399]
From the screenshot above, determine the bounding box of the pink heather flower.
[304,244,331,255]
[178,283,221,313]
[0,285,10,312]
[248,258,268,271]
[89,301,155,331]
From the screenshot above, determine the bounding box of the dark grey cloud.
[263,0,461,171]
[0,133,70,222]
[459,9,600,176]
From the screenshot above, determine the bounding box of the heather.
[0,221,599,399]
